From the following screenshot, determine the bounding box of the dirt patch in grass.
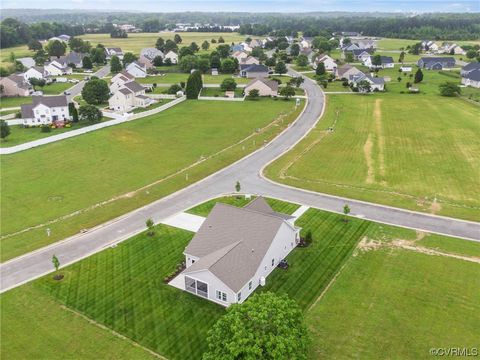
[363,134,375,184]
[373,99,386,182]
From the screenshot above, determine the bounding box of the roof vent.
[251,248,254,253]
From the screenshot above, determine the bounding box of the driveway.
[160,212,206,232]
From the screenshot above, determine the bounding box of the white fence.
[4,119,23,125]
[0,96,186,155]
[147,94,179,99]
[197,96,245,101]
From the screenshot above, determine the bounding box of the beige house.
[232,51,248,62]
[244,78,278,96]
[108,81,153,112]
[240,56,260,66]
[109,70,135,93]
[335,64,363,80]
[0,74,33,97]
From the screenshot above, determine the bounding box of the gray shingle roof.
[240,64,269,73]
[463,68,480,81]
[123,81,145,93]
[462,62,480,72]
[182,197,293,292]
[21,95,68,118]
[246,78,279,91]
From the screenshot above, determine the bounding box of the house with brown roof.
[173,197,301,306]
[244,78,278,96]
[109,70,135,92]
[20,95,70,126]
[335,64,363,80]
[0,74,33,97]
[139,48,164,68]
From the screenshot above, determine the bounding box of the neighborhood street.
[1,70,479,293]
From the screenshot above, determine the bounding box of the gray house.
[461,62,480,88]
[239,64,269,78]
[417,57,456,70]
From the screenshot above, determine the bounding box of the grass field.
[77,32,245,55]
[265,92,480,221]
[0,96,32,109]
[130,99,173,113]
[200,87,244,97]
[0,99,302,261]
[41,82,74,95]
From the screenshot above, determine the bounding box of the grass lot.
[137,73,190,85]
[203,74,251,84]
[200,87,244,98]
[42,82,74,95]
[265,93,480,221]
[0,99,303,261]
[0,96,32,109]
[130,99,174,113]
[376,38,419,51]
[77,32,245,55]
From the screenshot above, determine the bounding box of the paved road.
[1,70,479,293]
[66,65,110,102]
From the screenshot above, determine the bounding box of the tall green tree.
[81,78,109,105]
[220,58,236,73]
[82,56,93,69]
[343,204,350,222]
[296,54,309,67]
[185,70,203,99]
[189,42,199,52]
[68,103,79,122]
[52,254,60,272]
[122,52,137,67]
[78,104,103,122]
[0,120,11,140]
[155,37,165,51]
[414,68,423,83]
[46,39,66,58]
[275,61,287,74]
[220,78,237,91]
[439,82,461,97]
[174,34,182,44]
[279,85,296,99]
[164,39,178,53]
[69,37,91,53]
[203,292,309,360]
[201,40,210,51]
[110,55,122,73]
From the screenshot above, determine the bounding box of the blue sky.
[3,0,478,12]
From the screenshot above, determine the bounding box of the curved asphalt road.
[1,70,479,293]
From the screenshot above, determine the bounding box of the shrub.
[41,124,51,133]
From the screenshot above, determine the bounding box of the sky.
[2,0,478,12]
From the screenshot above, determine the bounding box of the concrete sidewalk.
[160,212,206,232]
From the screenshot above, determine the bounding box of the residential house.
[249,39,263,49]
[126,61,148,78]
[349,72,385,91]
[105,47,124,60]
[230,44,245,53]
[50,52,86,69]
[139,48,164,68]
[421,40,439,53]
[461,62,480,88]
[109,70,135,92]
[108,81,153,112]
[48,34,71,42]
[335,64,363,80]
[363,55,394,69]
[173,197,301,306]
[284,36,294,44]
[23,66,47,82]
[164,51,178,64]
[240,42,253,53]
[356,40,376,49]
[351,49,371,61]
[244,78,279,96]
[342,43,360,52]
[239,64,269,78]
[20,95,71,126]
[417,57,456,70]
[300,37,313,49]
[44,60,73,76]
[314,54,337,72]
[232,51,249,62]
[300,48,315,63]
[240,56,260,66]
[17,57,35,69]
[440,43,466,55]
[0,74,33,97]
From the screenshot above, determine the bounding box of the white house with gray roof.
[20,95,70,126]
[108,80,153,112]
[173,197,301,306]
[461,62,480,88]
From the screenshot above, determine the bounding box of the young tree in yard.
[0,120,11,140]
[90,47,106,64]
[248,89,260,99]
[68,103,78,122]
[29,78,45,91]
[153,55,163,66]
[466,49,477,59]
[280,85,296,99]
[220,78,237,91]
[296,54,309,67]
[204,292,309,360]
[179,55,199,72]
[82,78,109,105]
[414,68,424,83]
[210,54,221,69]
[265,57,276,67]
[167,84,182,94]
[218,36,225,43]
[146,218,155,236]
[179,47,194,58]
[82,56,93,69]
[79,105,103,123]
[357,80,372,93]
[315,62,326,76]
[174,34,182,44]
[33,49,48,65]
[110,55,122,73]
[275,61,287,74]
[439,82,461,97]
[69,38,91,53]
[216,44,230,58]
[235,181,241,193]
[198,58,210,73]
[343,204,350,222]
[201,40,210,51]
[122,52,137,67]
[220,58,236,73]
[52,254,60,272]
[372,55,382,68]
[46,39,67,58]
[345,52,354,63]
[398,51,405,63]
[155,37,165,51]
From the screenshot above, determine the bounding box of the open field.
[41,81,74,95]
[200,87,244,97]
[0,96,32,109]
[265,93,480,221]
[78,32,245,55]
[0,99,303,261]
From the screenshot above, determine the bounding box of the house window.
[271,258,275,266]
[248,281,252,290]
[237,292,242,302]
[216,290,227,302]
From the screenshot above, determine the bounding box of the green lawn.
[137,73,190,85]
[42,82,74,95]
[0,99,303,261]
[265,92,480,221]
[77,32,245,55]
[200,87,244,98]
[130,99,174,113]
[307,246,480,359]
[0,96,32,109]
[322,80,351,92]
[203,74,251,85]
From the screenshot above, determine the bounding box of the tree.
[357,80,372,93]
[198,58,210,73]
[90,47,106,64]
[220,78,237,91]
[122,52,137,67]
[185,70,203,99]
[27,39,42,51]
[304,229,313,246]
[296,54,309,67]
[164,39,178,53]
[179,46,194,58]
[218,36,225,43]
[68,102,78,122]
[343,204,350,222]
[290,43,300,56]
[345,52,354,63]
[265,57,276,67]
[79,105,103,123]
[203,292,309,360]
[275,61,287,74]
[33,49,48,65]
[290,76,305,88]
[466,49,477,59]
[152,55,163,67]
[69,37,91,53]
[146,218,155,236]
[414,68,423,83]
[110,28,127,38]
[155,37,165,51]
[248,89,260,99]
[280,85,296,99]
[110,55,122,73]
[408,42,422,55]
[189,42,199,53]
[216,44,230,58]
[167,84,182,94]
[81,78,109,105]
[29,77,46,91]
[46,39,66,58]
[52,254,60,272]
[82,56,93,69]
[174,34,182,44]
[315,62,326,76]
[201,40,210,51]
[0,120,10,140]
[220,58,236,73]
[179,55,199,72]
[439,81,461,97]
[371,55,382,68]
[398,51,405,63]
[210,55,221,69]
[235,181,241,193]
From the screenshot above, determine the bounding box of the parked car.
[84,69,93,73]
[32,91,43,96]
[69,79,80,83]
[277,259,289,269]
[64,91,71,95]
